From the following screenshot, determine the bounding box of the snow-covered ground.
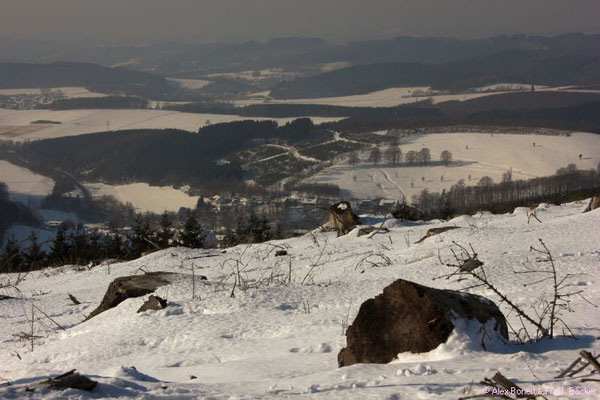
[0,87,107,98]
[85,182,200,213]
[234,85,548,108]
[0,108,343,142]
[166,78,211,90]
[0,160,54,206]
[0,200,599,399]
[236,84,599,108]
[307,132,600,200]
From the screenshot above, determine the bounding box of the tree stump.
[326,201,359,235]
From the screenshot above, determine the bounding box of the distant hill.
[0,62,173,98]
[270,50,600,99]
[2,33,600,77]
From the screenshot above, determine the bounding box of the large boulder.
[338,279,508,367]
[583,196,600,212]
[326,201,359,235]
[86,272,180,320]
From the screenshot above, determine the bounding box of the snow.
[236,84,600,108]
[85,182,200,213]
[235,86,537,108]
[0,87,107,98]
[0,160,54,206]
[0,108,343,142]
[166,78,211,90]
[307,132,600,200]
[1,200,599,399]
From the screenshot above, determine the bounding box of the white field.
[0,87,106,98]
[1,201,599,399]
[0,160,54,205]
[166,78,211,90]
[236,84,599,109]
[0,108,343,142]
[234,86,526,108]
[307,132,600,200]
[205,68,301,82]
[85,182,200,213]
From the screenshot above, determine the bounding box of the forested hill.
[0,62,172,98]
[11,118,324,192]
[270,50,600,98]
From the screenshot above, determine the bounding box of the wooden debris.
[357,225,389,237]
[68,293,81,305]
[415,226,459,244]
[580,350,600,375]
[556,350,600,379]
[26,369,97,392]
[481,372,525,396]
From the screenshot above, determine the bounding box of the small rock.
[137,295,168,313]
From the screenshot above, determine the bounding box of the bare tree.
[405,150,417,164]
[368,147,381,165]
[477,176,494,187]
[418,148,431,165]
[502,168,513,183]
[440,150,453,166]
[348,151,360,165]
[384,145,402,165]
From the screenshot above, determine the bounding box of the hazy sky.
[1,0,599,44]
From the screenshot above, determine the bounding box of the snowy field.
[235,85,545,108]
[0,108,343,142]
[236,84,599,108]
[1,201,599,399]
[85,182,200,213]
[166,78,211,90]
[0,160,54,206]
[0,87,106,98]
[308,132,600,200]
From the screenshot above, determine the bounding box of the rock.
[86,272,180,320]
[415,226,460,244]
[583,196,600,212]
[275,250,288,256]
[338,279,507,367]
[137,295,168,312]
[392,205,424,221]
[326,201,359,235]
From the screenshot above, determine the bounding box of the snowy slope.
[0,108,342,142]
[0,160,54,206]
[308,132,600,200]
[0,201,599,399]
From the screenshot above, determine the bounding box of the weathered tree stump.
[583,196,600,212]
[326,201,359,235]
[338,279,508,367]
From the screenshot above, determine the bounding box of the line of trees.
[355,146,455,167]
[0,209,278,274]
[411,164,600,219]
